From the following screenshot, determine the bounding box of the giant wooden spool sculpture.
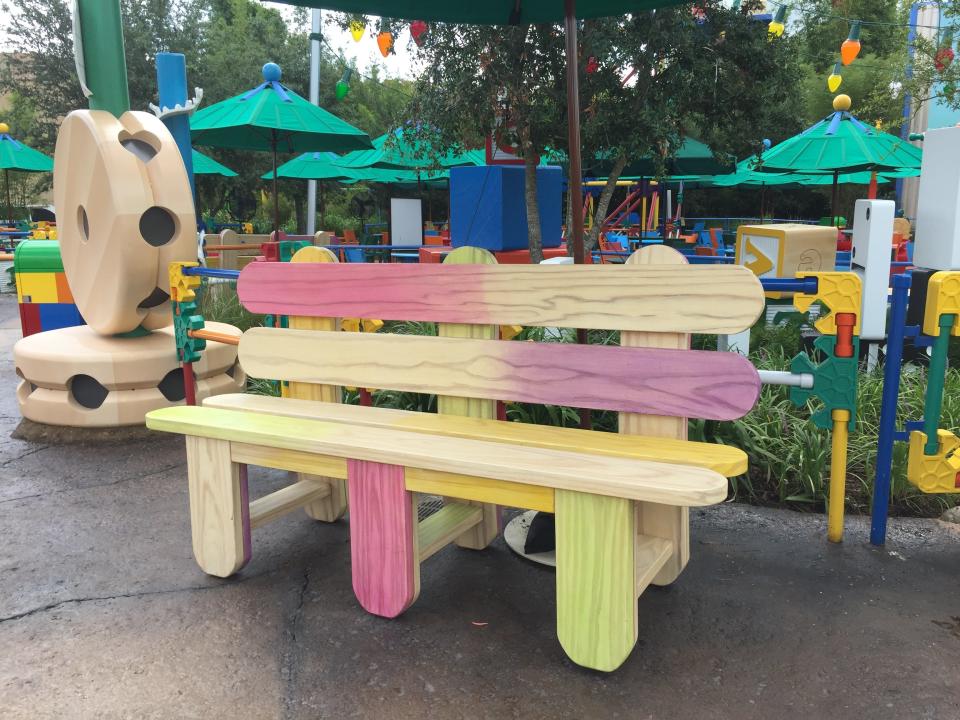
[13,110,243,427]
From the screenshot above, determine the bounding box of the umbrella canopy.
[192,149,237,177]
[0,122,54,223]
[273,0,686,265]
[754,95,922,176]
[548,137,735,178]
[191,63,373,237]
[263,151,449,183]
[274,1,677,23]
[335,127,486,171]
[709,156,919,188]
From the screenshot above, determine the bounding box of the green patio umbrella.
[274,0,687,264]
[0,122,54,224]
[263,151,450,183]
[547,137,735,178]
[751,95,922,223]
[191,62,373,238]
[335,127,486,172]
[192,149,237,177]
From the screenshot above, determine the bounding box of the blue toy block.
[450,165,563,252]
[38,303,85,331]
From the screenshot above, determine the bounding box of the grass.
[200,282,958,518]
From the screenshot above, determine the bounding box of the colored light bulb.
[335,68,353,101]
[767,6,787,37]
[936,47,955,72]
[827,61,843,93]
[349,20,364,42]
[377,31,394,57]
[585,56,599,74]
[410,20,428,46]
[840,21,861,65]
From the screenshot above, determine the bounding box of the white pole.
[307,9,321,235]
[758,370,815,389]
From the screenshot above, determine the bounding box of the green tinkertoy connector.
[172,300,206,364]
[789,334,859,431]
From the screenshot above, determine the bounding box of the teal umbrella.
[192,149,237,177]
[263,152,450,183]
[191,63,373,237]
[0,122,54,223]
[274,0,688,264]
[335,127,486,172]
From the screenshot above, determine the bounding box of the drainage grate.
[417,495,444,521]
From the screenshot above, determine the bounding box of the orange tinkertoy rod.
[188,328,240,346]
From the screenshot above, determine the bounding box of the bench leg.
[555,489,637,672]
[301,473,348,522]
[638,504,689,586]
[186,436,251,578]
[347,459,420,618]
[450,500,498,550]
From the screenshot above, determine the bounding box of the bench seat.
[146,405,730,507]
[203,393,748,477]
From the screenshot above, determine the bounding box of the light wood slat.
[248,480,331,529]
[288,245,347,523]
[437,246,500,550]
[634,536,674,598]
[624,246,694,587]
[229,439,554,511]
[204,394,748,478]
[406,467,555,513]
[238,329,760,421]
[230,442,348,478]
[417,503,483,562]
[237,260,765,334]
[147,407,728,507]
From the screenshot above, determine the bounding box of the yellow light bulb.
[768,21,785,37]
[827,73,842,93]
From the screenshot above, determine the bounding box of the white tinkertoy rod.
[758,370,814,389]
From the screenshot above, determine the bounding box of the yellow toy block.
[169,262,201,303]
[922,271,960,337]
[342,318,384,333]
[18,272,59,304]
[793,271,862,336]
[907,430,960,494]
[501,325,523,341]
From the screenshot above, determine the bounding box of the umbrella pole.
[831,171,839,228]
[564,0,585,266]
[272,131,281,241]
[4,169,11,225]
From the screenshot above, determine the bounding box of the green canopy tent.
[191,149,238,177]
[191,63,373,238]
[751,96,922,224]
[335,127,487,173]
[0,123,54,224]
[273,0,687,264]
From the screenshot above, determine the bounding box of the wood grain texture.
[204,394,748,477]
[248,479,331,529]
[147,407,729,506]
[230,442,347,478]
[623,246,694,587]
[347,460,419,618]
[185,436,250,578]
[417,502,483,562]
[288,245,347,523]
[407,468,555,513]
[437,246,499,550]
[237,261,765,334]
[555,489,637,672]
[238,329,760,421]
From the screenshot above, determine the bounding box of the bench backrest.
[232,246,765,421]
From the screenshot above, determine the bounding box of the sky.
[261,3,420,80]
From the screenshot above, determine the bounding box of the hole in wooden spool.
[119,132,159,162]
[77,205,89,244]
[139,206,178,247]
[137,287,170,309]
[69,374,109,409]
[157,369,186,402]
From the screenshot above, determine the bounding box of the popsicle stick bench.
[147,245,765,671]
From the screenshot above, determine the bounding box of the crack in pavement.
[0,445,51,469]
[280,568,311,720]
[0,462,187,506]
[0,570,273,626]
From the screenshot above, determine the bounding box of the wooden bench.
[147,245,765,671]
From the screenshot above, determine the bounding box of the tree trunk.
[524,153,544,264]
[565,186,573,253]
[586,154,628,252]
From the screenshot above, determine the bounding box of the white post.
[306,9,321,235]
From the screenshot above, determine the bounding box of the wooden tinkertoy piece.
[148,246,767,672]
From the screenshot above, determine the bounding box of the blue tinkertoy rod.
[869,272,912,546]
[759,277,819,294]
[183,266,240,280]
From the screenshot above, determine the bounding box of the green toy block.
[790,334,859,431]
[172,300,206,364]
